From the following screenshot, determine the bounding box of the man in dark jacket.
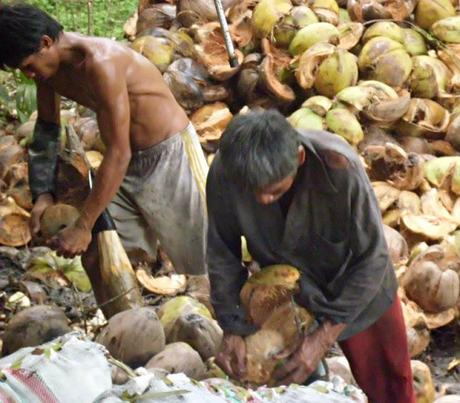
[206,110,415,403]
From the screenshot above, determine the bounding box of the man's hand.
[216,334,247,379]
[273,321,346,386]
[29,193,54,236]
[48,221,92,258]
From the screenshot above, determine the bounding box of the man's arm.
[207,158,256,336]
[53,59,131,257]
[28,82,61,234]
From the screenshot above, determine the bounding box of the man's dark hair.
[219,109,300,190]
[0,4,63,69]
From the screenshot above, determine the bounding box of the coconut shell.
[259,54,295,102]
[348,0,417,22]
[192,23,243,81]
[240,264,300,326]
[372,181,401,212]
[411,360,436,403]
[415,0,455,30]
[96,307,165,368]
[402,260,460,313]
[0,196,31,247]
[40,203,80,239]
[191,102,233,144]
[136,268,186,296]
[136,4,176,34]
[383,224,409,266]
[239,265,315,385]
[244,303,314,385]
[1,305,71,356]
[146,342,206,379]
[0,143,24,180]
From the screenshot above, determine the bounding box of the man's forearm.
[315,321,347,346]
[76,148,130,231]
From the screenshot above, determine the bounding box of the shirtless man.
[0,4,209,299]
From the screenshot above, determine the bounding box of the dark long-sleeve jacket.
[206,129,398,341]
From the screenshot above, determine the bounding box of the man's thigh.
[133,126,208,275]
[107,185,158,261]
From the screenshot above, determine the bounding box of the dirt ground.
[420,322,460,395]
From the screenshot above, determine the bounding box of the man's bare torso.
[44,33,189,150]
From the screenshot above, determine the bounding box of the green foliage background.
[0,1,138,124]
[27,0,138,39]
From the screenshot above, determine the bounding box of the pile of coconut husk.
[127,0,460,358]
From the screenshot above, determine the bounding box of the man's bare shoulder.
[78,36,130,70]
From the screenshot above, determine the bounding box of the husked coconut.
[146,342,206,379]
[96,307,165,368]
[411,360,435,403]
[402,259,460,313]
[2,305,71,356]
[40,203,80,239]
[159,296,223,360]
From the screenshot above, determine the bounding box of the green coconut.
[338,8,351,24]
[410,56,451,99]
[287,108,325,130]
[301,95,333,116]
[131,35,174,73]
[311,0,339,25]
[289,22,339,55]
[273,6,319,48]
[423,157,460,194]
[338,22,364,50]
[403,29,428,56]
[358,36,412,88]
[362,21,405,44]
[252,0,293,38]
[432,16,460,44]
[314,48,358,98]
[415,0,455,30]
[326,107,363,145]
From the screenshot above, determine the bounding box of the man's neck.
[56,32,85,67]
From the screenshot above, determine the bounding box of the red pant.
[339,297,416,403]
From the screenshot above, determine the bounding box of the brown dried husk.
[364,143,424,190]
[372,181,401,212]
[239,265,315,385]
[240,265,300,326]
[190,102,233,145]
[192,23,244,81]
[259,54,296,102]
[347,0,417,22]
[0,196,31,247]
[244,301,314,385]
[396,99,451,139]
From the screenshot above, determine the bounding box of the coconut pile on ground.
[131,0,460,355]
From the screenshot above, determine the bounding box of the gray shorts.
[108,123,208,275]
